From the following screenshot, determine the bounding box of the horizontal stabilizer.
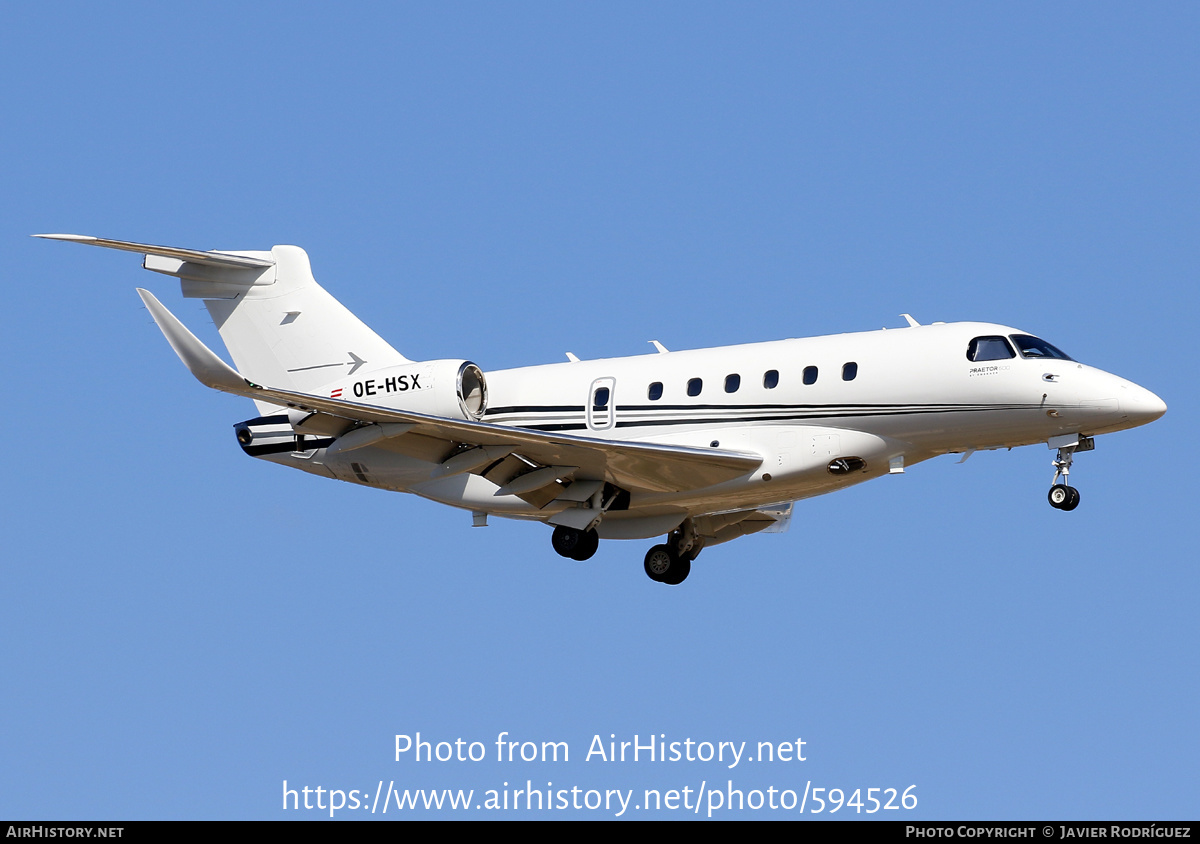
[33,234,274,270]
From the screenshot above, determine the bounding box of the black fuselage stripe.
[485,402,1035,420]
[487,402,1027,416]
[486,405,586,414]
[507,405,1047,432]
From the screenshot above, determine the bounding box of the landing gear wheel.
[552,526,583,558]
[1048,484,1080,511]
[644,544,690,584]
[1062,486,1080,511]
[1048,484,1069,509]
[570,529,600,561]
[552,526,600,560]
[644,544,674,582]
[662,556,691,585]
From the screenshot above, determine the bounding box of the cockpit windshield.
[1009,334,1073,361]
[966,336,1015,362]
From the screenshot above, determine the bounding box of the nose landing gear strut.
[1047,435,1093,511]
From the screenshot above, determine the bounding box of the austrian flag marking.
[331,388,343,398]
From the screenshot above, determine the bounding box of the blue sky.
[2,2,1196,820]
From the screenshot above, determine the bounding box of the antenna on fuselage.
[901,314,921,327]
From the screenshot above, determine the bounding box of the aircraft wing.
[137,289,762,494]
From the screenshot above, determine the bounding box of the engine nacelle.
[340,359,488,421]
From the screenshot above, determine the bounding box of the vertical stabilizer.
[201,245,409,396]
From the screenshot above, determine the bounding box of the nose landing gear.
[1047,435,1092,511]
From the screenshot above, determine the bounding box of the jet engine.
[338,359,488,421]
[282,359,488,439]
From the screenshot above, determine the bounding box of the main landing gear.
[1047,436,1093,511]
[643,545,690,585]
[644,520,703,586]
[551,519,704,585]
[551,525,599,561]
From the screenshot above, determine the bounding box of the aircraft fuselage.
[248,319,1163,526]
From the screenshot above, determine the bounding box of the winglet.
[136,288,250,394]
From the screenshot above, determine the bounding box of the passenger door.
[587,377,616,432]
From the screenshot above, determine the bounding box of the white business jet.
[38,234,1166,584]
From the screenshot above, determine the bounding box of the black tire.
[1062,486,1081,511]
[551,525,583,558]
[643,544,676,582]
[1048,484,1071,509]
[570,529,600,561]
[662,556,691,585]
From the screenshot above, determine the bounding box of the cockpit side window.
[966,336,1016,362]
[1010,334,1073,361]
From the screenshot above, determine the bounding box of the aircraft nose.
[1120,382,1167,426]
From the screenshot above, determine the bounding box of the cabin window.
[763,369,779,389]
[725,374,740,393]
[687,378,703,397]
[1010,334,1073,361]
[648,382,663,401]
[593,387,610,409]
[803,366,818,385]
[967,336,1016,362]
[842,362,857,381]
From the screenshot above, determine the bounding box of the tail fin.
[198,245,408,393]
[36,235,409,397]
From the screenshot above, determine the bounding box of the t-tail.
[35,234,408,412]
